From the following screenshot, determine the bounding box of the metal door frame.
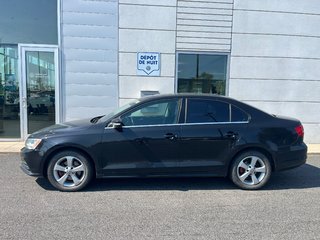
[18,44,60,139]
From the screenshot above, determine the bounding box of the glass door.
[20,45,59,139]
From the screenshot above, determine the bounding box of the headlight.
[25,138,42,150]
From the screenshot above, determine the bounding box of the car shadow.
[35,163,320,192]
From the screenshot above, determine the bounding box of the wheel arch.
[42,146,97,178]
[228,146,276,175]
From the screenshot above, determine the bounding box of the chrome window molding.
[105,121,249,129]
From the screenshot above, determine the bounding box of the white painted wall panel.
[119,5,176,30]
[62,12,116,26]
[63,0,117,14]
[61,0,118,121]
[303,124,320,144]
[119,0,176,6]
[119,29,176,53]
[178,19,232,27]
[65,61,117,74]
[66,107,115,120]
[66,84,118,97]
[177,31,231,39]
[66,96,117,108]
[235,0,320,15]
[233,10,320,37]
[177,25,231,33]
[178,13,232,21]
[177,37,231,45]
[229,79,320,102]
[230,57,320,80]
[178,7,232,15]
[65,72,117,85]
[119,76,175,99]
[177,43,230,51]
[63,36,117,50]
[187,0,233,3]
[232,34,320,59]
[64,49,117,62]
[63,25,117,38]
[178,1,232,9]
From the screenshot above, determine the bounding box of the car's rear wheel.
[47,150,93,192]
[230,151,271,190]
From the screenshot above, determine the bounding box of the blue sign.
[137,52,160,76]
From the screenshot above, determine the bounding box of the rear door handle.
[224,131,238,139]
[164,133,177,140]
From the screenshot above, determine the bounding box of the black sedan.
[21,94,307,191]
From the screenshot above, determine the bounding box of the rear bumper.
[274,143,308,171]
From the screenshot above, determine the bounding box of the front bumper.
[274,143,308,171]
[20,147,44,177]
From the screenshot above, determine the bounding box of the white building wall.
[229,0,320,143]
[60,0,118,121]
[118,0,177,106]
[176,0,233,52]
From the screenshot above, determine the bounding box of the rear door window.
[186,99,230,123]
[231,105,249,122]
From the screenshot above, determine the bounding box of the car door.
[179,98,241,175]
[100,97,183,176]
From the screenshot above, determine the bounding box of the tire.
[230,151,272,190]
[47,150,94,192]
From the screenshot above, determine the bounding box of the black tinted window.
[186,99,229,123]
[121,99,180,126]
[231,105,249,122]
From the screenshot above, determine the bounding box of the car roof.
[139,93,231,102]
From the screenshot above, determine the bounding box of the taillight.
[295,125,304,138]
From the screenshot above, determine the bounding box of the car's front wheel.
[230,151,272,190]
[47,150,93,191]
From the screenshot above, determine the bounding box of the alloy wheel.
[236,156,267,186]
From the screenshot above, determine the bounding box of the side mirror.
[108,119,123,131]
[113,121,123,130]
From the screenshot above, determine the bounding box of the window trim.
[107,121,249,129]
[175,51,231,96]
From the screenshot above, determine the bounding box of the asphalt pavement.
[0,153,319,240]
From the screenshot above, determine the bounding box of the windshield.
[98,99,140,123]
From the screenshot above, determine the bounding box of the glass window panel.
[26,51,55,134]
[177,53,228,95]
[121,99,179,126]
[0,45,20,138]
[186,99,230,123]
[0,0,57,44]
[231,105,249,122]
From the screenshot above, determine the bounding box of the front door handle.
[224,131,238,139]
[164,133,177,140]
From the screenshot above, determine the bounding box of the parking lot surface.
[0,154,319,240]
